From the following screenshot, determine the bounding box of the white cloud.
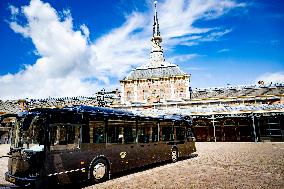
[80,24,90,39]
[0,0,245,99]
[8,5,19,20]
[169,54,199,63]
[1,0,98,99]
[256,72,284,84]
[217,48,230,53]
[200,29,232,42]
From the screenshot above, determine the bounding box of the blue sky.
[0,0,283,99]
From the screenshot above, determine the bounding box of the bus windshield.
[11,115,45,151]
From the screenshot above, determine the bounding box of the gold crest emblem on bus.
[120,152,126,158]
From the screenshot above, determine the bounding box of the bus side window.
[107,119,136,144]
[90,121,105,144]
[52,125,67,145]
[175,126,186,141]
[138,135,149,143]
[152,123,159,142]
[50,124,81,150]
[124,123,136,144]
[107,119,122,143]
[67,126,80,145]
[186,128,195,138]
[137,120,159,143]
[161,121,174,141]
[107,126,118,143]
[137,121,148,143]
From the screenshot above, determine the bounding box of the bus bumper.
[5,172,37,187]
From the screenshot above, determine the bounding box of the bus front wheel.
[90,158,109,183]
[171,148,178,163]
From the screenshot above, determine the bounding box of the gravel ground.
[0,142,283,189]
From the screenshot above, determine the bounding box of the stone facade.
[120,2,190,104]
[121,76,190,104]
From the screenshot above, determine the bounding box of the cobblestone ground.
[87,142,284,189]
[0,143,283,189]
[0,144,13,188]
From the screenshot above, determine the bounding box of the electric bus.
[3,106,196,188]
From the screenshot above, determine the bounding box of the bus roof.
[29,105,135,116]
[22,105,191,123]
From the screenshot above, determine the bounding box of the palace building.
[120,2,190,105]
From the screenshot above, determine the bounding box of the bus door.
[150,123,160,163]
[158,121,175,161]
[185,127,196,153]
[47,124,83,184]
[136,121,160,165]
[174,123,188,155]
[107,119,138,171]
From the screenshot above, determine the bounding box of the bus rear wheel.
[171,148,178,163]
[90,158,109,183]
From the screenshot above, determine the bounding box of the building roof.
[123,64,188,80]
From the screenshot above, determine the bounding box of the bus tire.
[171,147,178,163]
[90,158,109,183]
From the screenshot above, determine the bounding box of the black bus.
[3,106,196,188]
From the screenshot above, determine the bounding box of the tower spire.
[148,0,164,67]
[153,1,160,37]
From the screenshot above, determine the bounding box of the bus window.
[152,123,159,142]
[108,119,123,143]
[107,119,136,144]
[90,121,105,144]
[175,125,186,141]
[186,128,195,138]
[137,121,149,143]
[138,135,149,143]
[161,122,174,141]
[21,117,45,149]
[67,126,80,144]
[137,121,159,143]
[124,123,136,143]
[107,126,118,143]
[50,124,81,150]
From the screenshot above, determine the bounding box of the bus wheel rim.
[93,163,106,179]
[172,149,177,162]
